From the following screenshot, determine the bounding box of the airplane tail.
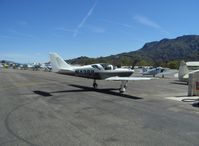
[141,68,147,74]
[178,61,189,81]
[49,53,73,72]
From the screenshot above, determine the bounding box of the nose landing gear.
[93,79,98,89]
[119,81,128,94]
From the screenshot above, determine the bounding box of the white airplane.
[178,61,199,82]
[49,53,152,93]
[141,67,167,77]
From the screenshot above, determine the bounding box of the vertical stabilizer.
[49,53,73,72]
[178,61,189,81]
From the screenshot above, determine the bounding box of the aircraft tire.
[93,83,98,89]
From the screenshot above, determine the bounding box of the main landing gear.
[93,79,98,89]
[92,79,128,94]
[119,81,128,94]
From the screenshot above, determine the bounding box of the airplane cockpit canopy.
[91,64,114,70]
[91,64,103,70]
[100,63,114,70]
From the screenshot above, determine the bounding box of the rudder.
[49,53,73,72]
[178,61,189,81]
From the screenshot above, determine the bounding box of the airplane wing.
[189,69,199,74]
[182,69,199,79]
[160,70,178,75]
[105,76,152,81]
[105,76,152,93]
[176,69,199,79]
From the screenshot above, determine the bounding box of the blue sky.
[0,0,198,63]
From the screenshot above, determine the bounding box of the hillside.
[67,35,199,68]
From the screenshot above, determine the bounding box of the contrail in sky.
[134,15,160,29]
[73,0,97,37]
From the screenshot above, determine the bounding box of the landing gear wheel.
[93,83,98,89]
[93,80,98,89]
[119,87,125,94]
[119,90,124,94]
[119,81,127,94]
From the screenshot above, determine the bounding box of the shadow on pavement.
[192,102,199,108]
[33,90,52,97]
[170,81,188,86]
[33,84,142,100]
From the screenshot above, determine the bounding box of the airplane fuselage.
[57,64,134,80]
[142,67,164,76]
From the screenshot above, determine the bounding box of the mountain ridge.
[67,35,199,68]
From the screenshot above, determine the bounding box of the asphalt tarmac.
[0,69,199,146]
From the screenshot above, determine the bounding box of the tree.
[167,60,180,69]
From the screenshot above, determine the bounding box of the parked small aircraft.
[178,61,199,82]
[49,53,151,93]
[141,67,166,77]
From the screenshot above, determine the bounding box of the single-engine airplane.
[49,53,151,93]
[141,67,167,77]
